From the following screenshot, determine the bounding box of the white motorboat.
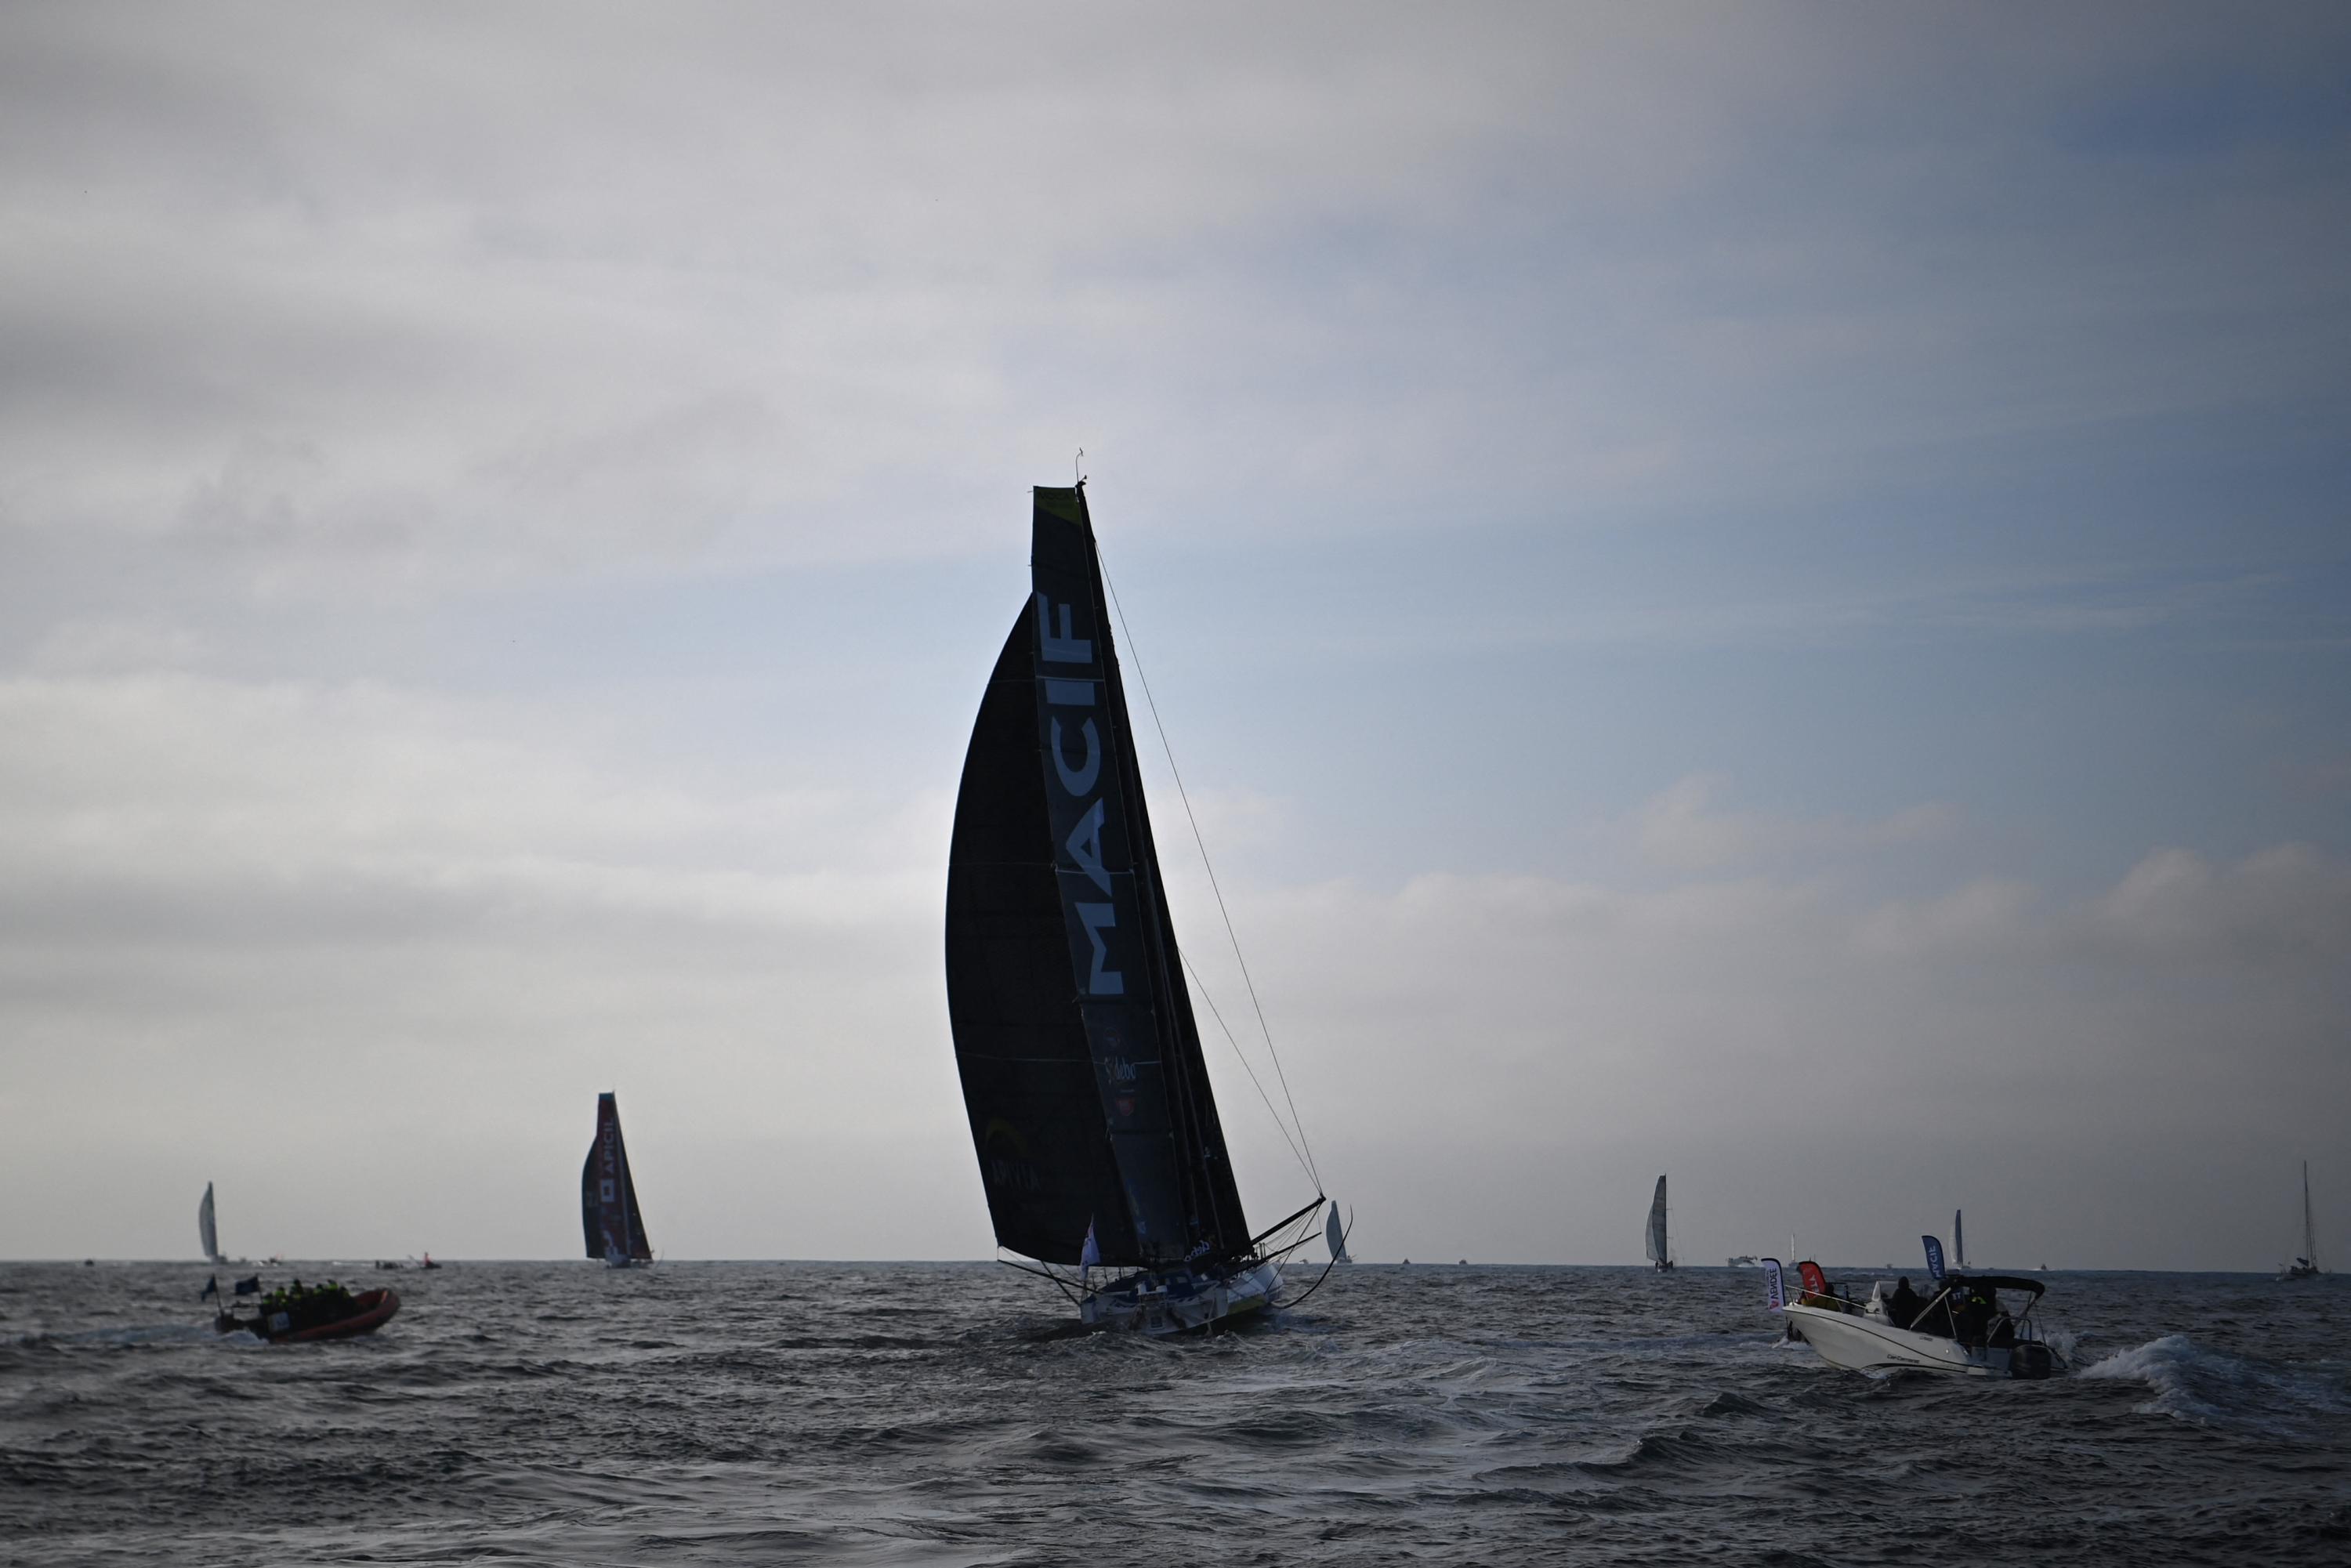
[1766,1260,2064,1379]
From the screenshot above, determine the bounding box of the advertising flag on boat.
[1923,1235,1946,1280]
[200,1274,219,1301]
[1079,1219,1101,1284]
[1797,1260,1829,1299]
[1761,1258,1785,1311]
[233,1275,261,1297]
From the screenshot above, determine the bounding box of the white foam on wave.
[2078,1332,2351,1435]
[2,1322,237,1350]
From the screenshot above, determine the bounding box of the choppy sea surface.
[4,1261,2346,1565]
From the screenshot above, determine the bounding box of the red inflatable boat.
[217,1287,401,1344]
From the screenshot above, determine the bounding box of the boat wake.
[3,1322,235,1351]
[2078,1333,2351,1436]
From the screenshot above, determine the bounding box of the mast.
[2305,1162,2317,1268]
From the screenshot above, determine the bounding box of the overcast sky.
[3,4,2346,1270]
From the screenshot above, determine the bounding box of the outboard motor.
[2009,1341,2055,1380]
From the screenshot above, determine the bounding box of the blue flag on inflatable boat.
[233,1274,261,1297]
[200,1274,218,1301]
[1922,1235,1946,1280]
[1761,1258,1785,1311]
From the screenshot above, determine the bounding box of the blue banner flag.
[200,1274,219,1300]
[233,1275,261,1297]
[1922,1235,1946,1280]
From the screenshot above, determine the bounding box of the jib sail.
[945,485,1248,1269]
[581,1092,654,1262]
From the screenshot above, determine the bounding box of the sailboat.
[580,1092,654,1269]
[944,483,1329,1334]
[1955,1208,1968,1271]
[1646,1175,1674,1272]
[198,1181,226,1266]
[2283,1162,2322,1280]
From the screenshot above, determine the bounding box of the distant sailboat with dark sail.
[1646,1175,1674,1271]
[945,483,1331,1334]
[2283,1162,2322,1280]
[198,1181,226,1266]
[581,1093,654,1269]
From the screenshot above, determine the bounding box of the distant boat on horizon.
[2282,1161,2323,1280]
[1646,1175,1675,1272]
[198,1181,225,1266]
[581,1092,654,1269]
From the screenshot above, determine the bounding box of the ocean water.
[3,1261,2346,1565]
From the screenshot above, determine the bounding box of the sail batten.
[947,487,1249,1269]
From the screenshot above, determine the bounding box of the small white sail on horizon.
[197,1182,224,1265]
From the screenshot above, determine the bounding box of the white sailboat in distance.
[198,1182,226,1266]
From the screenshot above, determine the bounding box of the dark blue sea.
[4,1262,2346,1564]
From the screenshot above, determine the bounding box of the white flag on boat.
[1761,1258,1785,1311]
[1078,1219,1100,1285]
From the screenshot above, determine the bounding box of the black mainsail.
[946,485,1250,1270]
[581,1092,654,1265]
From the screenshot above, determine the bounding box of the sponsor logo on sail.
[1036,591,1124,998]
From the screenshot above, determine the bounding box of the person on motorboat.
[1954,1276,2001,1345]
[1888,1276,1922,1329]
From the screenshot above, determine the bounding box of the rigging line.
[1180,948,1313,1183]
[1097,551,1321,1190]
